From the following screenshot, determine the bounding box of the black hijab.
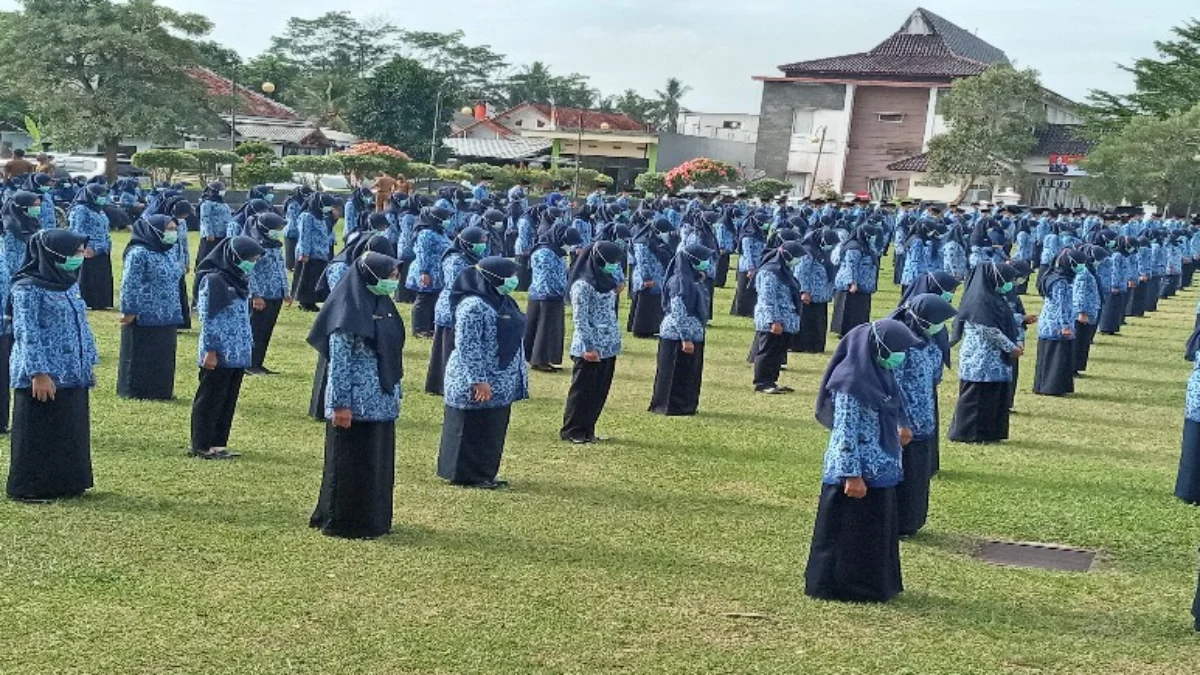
[195,236,265,315]
[13,229,88,292]
[308,252,405,393]
[1037,248,1083,297]
[758,241,805,309]
[1,190,41,242]
[569,241,624,295]
[951,262,1019,344]
[450,257,526,365]
[415,206,453,235]
[801,228,840,279]
[899,270,960,306]
[887,293,957,366]
[532,223,582,256]
[124,215,175,259]
[283,186,313,213]
[72,184,108,212]
[242,213,287,249]
[444,226,487,265]
[201,181,226,203]
[661,243,713,322]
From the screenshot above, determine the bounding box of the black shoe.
[459,480,508,490]
[567,437,591,445]
[259,367,278,375]
[245,367,266,376]
[777,386,795,394]
[755,386,785,395]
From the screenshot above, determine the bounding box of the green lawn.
[3,233,1200,673]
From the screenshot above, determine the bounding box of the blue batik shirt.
[1037,279,1074,340]
[957,322,1015,383]
[822,392,903,489]
[120,247,184,327]
[1072,269,1101,322]
[435,252,475,328]
[753,269,800,334]
[297,212,334,261]
[406,229,451,293]
[199,201,233,239]
[1187,359,1200,423]
[738,236,765,273]
[69,205,111,254]
[943,241,968,279]
[632,243,667,294]
[248,247,289,301]
[196,275,253,369]
[284,201,301,238]
[443,296,529,410]
[10,284,98,389]
[569,280,622,360]
[528,248,568,301]
[325,330,401,422]
[0,239,10,336]
[659,294,706,343]
[797,256,834,304]
[894,340,943,441]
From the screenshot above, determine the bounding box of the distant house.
[752,7,1085,205]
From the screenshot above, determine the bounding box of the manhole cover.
[974,540,1097,572]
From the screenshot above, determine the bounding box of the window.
[878,113,905,123]
[786,172,809,198]
[612,145,622,150]
[868,178,897,202]
[791,109,814,136]
[514,120,523,127]
[722,120,743,130]
[536,120,546,128]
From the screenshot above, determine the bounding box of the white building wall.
[675,112,759,143]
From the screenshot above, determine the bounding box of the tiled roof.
[779,7,1008,79]
[443,137,551,160]
[527,103,646,132]
[188,67,299,121]
[1034,124,1093,156]
[452,119,514,138]
[229,118,331,146]
[886,153,930,172]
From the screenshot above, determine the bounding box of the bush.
[664,158,740,192]
[282,154,345,176]
[405,162,439,180]
[234,141,274,161]
[551,167,605,193]
[634,171,668,196]
[131,149,196,183]
[339,142,410,179]
[185,149,239,185]
[436,168,471,183]
[745,178,793,201]
[235,162,293,189]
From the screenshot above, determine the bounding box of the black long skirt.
[190,367,245,451]
[0,334,11,433]
[830,291,871,337]
[283,236,297,271]
[715,252,731,288]
[897,438,932,537]
[294,258,329,308]
[730,271,756,317]
[524,298,565,367]
[930,392,941,475]
[1177,419,1200,504]
[1146,277,1161,312]
[309,353,328,421]
[1186,262,1196,288]
[310,420,396,539]
[804,483,902,604]
[7,387,92,501]
[410,291,437,336]
[893,253,905,286]
[515,254,532,292]
[752,331,789,390]
[1127,281,1148,317]
[425,325,455,395]
[177,276,192,330]
[649,339,705,416]
[561,356,617,442]
[792,302,829,353]
[249,298,283,370]
[1033,338,1075,396]
[117,324,177,400]
[1164,275,1179,298]
[438,405,510,485]
[1098,291,1125,334]
[1073,322,1097,373]
[1005,360,1021,413]
[948,380,1010,443]
[629,291,663,338]
[79,252,113,310]
[394,261,415,304]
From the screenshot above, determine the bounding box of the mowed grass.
[3,232,1200,674]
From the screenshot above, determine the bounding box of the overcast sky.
[9,0,1193,112]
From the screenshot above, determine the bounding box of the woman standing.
[243,213,291,376]
[1073,245,1105,375]
[438,257,529,490]
[1,190,42,276]
[164,198,194,330]
[406,206,454,337]
[948,263,1022,443]
[628,217,673,338]
[427,226,486,395]
[525,223,583,372]
[886,295,957,537]
[117,216,184,400]
[751,241,804,394]
[730,212,767,317]
[294,193,338,312]
[830,225,879,337]
[1033,249,1082,397]
[281,186,312,271]
[308,251,405,538]
[68,184,113,310]
[6,230,98,501]
[190,236,264,460]
[1098,237,1129,336]
[196,182,232,282]
[649,244,713,416]
[805,319,921,603]
[561,241,624,444]
[793,229,839,354]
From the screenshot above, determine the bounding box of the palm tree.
[504,61,555,106]
[652,77,692,132]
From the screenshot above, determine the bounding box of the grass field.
[3,232,1200,674]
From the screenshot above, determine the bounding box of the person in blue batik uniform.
[161,197,195,330]
[294,192,340,312]
[830,225,879,337]
[242,212,292,376]
[1176,314,1200,507]
[1033,249,1082,397]
[650,244,712,416]
[560,241,625,443]
[197,181,232,274]
[405,205,454,337]
[117,216,184,400]
[886,294,957,537]
[189,236,264,460]
[751,241,804,394]
[730,212,768,317]
[805,319,921,604]
[793,229,839,354]
[949,263,1022,443]
[1,190,43,277]
[438,257,529,490]
[21,173,58,232]
[525,223,583,371]
[426,226,486,395]
[281,186,312,271]
[0,220,11,433]
[308,251,405,539]
[629,217,674,338]
[226,198,273,239]
[5,230,99,502]
[1073,244,1106,374]
[68,183,113,309]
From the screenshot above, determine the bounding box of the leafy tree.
[132,148,197,183]
[1078,104,1200,212]
[614,90,655,126]
[346,56,453,164]
[193,40,243,80]
[0,0,220,180]
[746,178,793,201]
[234,142,274,160]
[437,168,471,183]
[502,61,597,108]
[401,30,507,103]
[405,162,439,180]
[650,78,692,132]
[240,54,305,106]
[925,66,1046,202]
[185,149,238,184]
[233,142,288,189]
[634,171,668,196]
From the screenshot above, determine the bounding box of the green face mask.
[940,291,954,302]
[237,260,256,274]
[694,259,712,273]
[369,279,400,296]
[998,281,1013,294]
[471,243,487,256]
[38,186,51,193]
[26,206,41,217]
[161,230,179,245]
[268,229,286,241]
[924,321,946,336]
[876,351,906,370]
[1074,264,1087,274]
[264,193,275,203]
[499,276,519,295]
[603,262,620,275]
[95,196,109,206]
[58,255,84,271]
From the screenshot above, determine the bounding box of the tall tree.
[1078,104,1200,211]
[0,0,219,179]
[614,89,654,126]
[926,66,1046,201]
[401,30,508,103]
[193,40,243,80]
[650,77,692,131]
[346,56,454,163]
[503,61,555,105]
[240,53,304,105]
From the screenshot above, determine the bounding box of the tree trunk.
[954,174,978,203]
[104,137,120,183]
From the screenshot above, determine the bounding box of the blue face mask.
[237,260,256,274]
[924,321,946,336]
[58,255,84,271]
[26,206,41,217]
[95,196,109,206]
[263,193,275,203]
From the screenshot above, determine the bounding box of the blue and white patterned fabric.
[68,205,110,253]
[443,295,529,410]
[397,213,418,262]
[297,212,334,261]
[120,247,184,327]
[1037,279,1074,340]
[405,228,451,292]
[1072,269,1101,323]
[901,240,931,286]
[435,253,475,328]
[3,230,27,277]
[821,391,903,489]
[716,222,734,253]
[957,322,1015,383]
[1040,234,1061,266]
[528,247,568,301]
[248,247,289,300]
[196,275,253,369]
[324,330,401,422]
[894,340,943,441]
[199,201,233,239]
[1187,359,1200,423]
[738,237,765,273]
[570,218,593,247]
[834,249,860,291]
[1014,231,1034,262]
[753,270,800,334]
[0,240,10,336]
[10,284,98,389]
[569,280,621,360]
[325,261,348,290]
[171,218,190,272]
[632,243,667,294]
[515,216,535,256]
[797,256,834,304]
[284,201,301,239]
[943,241,968,279]
[659,295,706,343]
[36,192,56,231]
